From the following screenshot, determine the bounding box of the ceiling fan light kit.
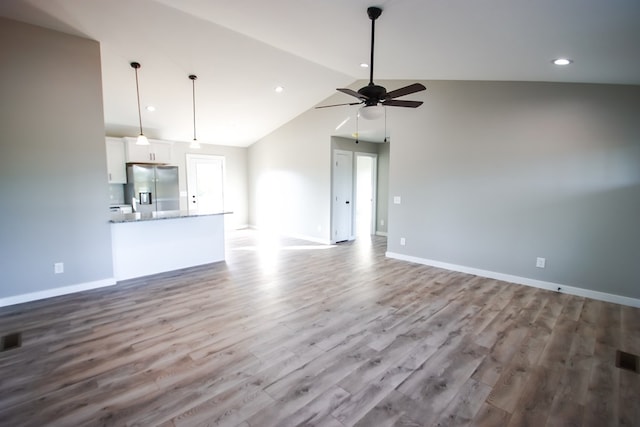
[359,105,385,120]
[130,61,150,146]
[316,6,426,118]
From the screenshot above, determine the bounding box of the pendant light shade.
[189,74,200,149]
[136,134,149,145]
[130,62,149,146]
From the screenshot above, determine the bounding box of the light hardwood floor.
[0,230,638,426]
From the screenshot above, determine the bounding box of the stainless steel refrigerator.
[125,164,179,213]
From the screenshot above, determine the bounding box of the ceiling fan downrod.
[367,7,382,86]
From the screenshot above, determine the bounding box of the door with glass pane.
[186,154,224,213]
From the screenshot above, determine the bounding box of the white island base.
[111,213,226,281]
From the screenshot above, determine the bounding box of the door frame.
[355,152,378,236]
[331,149,354,243]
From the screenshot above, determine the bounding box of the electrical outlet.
[54,262,64,274]
[536,257,546,268]
[380,219,384,226]
[400,237,406,246]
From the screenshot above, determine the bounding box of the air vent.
[616,350,639,373]
[1,332,22,352]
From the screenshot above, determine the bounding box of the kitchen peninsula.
[110,211,230,281]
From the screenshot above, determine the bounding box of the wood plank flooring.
[0,230,638,426]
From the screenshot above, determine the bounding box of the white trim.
[386,252,640,308]
[375,231,388,237]
[288,233,332,245]
[355,152,378,237]
[0,278,117,307]
[185,153,225,214]
[332,149,354,244]
[232,223,249,230]
[248,225,332,245]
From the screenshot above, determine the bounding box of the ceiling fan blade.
[382,99,424,108]
[337,88,368,100]
[385,83,426,99]
[315,102,362,109]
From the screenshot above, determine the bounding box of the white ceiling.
[1,0,639,146]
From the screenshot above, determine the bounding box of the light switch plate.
[393,196,401,204]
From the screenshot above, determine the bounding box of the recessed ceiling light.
[360,63,369,68]
[553,58,572,66]
[145,105,156,112]
[275,86,284,93]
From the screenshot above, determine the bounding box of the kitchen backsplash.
[108,184,125,205]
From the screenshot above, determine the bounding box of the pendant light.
[189,74,200,149]
[130,62,149,145]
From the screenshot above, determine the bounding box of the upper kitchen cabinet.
[105,137,126,183]
[124,137,173,164]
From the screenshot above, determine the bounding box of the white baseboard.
[386,252,640,308]
[375,231,388,237]
[0,278,117,308]
[247,225,332,245]
[285,233,332,245]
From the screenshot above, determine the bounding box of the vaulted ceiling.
[2,0,639,146]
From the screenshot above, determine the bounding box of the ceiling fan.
[317,6,426,118]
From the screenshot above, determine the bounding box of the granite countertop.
[110,210,232,223]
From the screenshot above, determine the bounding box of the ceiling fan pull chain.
[355,110,359,144]
[384,107,387,143]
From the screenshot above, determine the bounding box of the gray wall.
[247,101,389,242]
[0,17,113,298]
[388,80,640,299]
[249,79,640,300]
[377,142,390,235]
[248,107,339,241]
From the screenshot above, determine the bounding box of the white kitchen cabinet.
[105,137,126,183]
[124,137,172,163]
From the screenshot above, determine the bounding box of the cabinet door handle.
[108,173,112,181]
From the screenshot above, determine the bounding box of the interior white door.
[355,153,377,236]
[332,150,353,242]
[186,154,225,213]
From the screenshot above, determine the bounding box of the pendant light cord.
[190,75,197,141]
[133,64,144,135]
